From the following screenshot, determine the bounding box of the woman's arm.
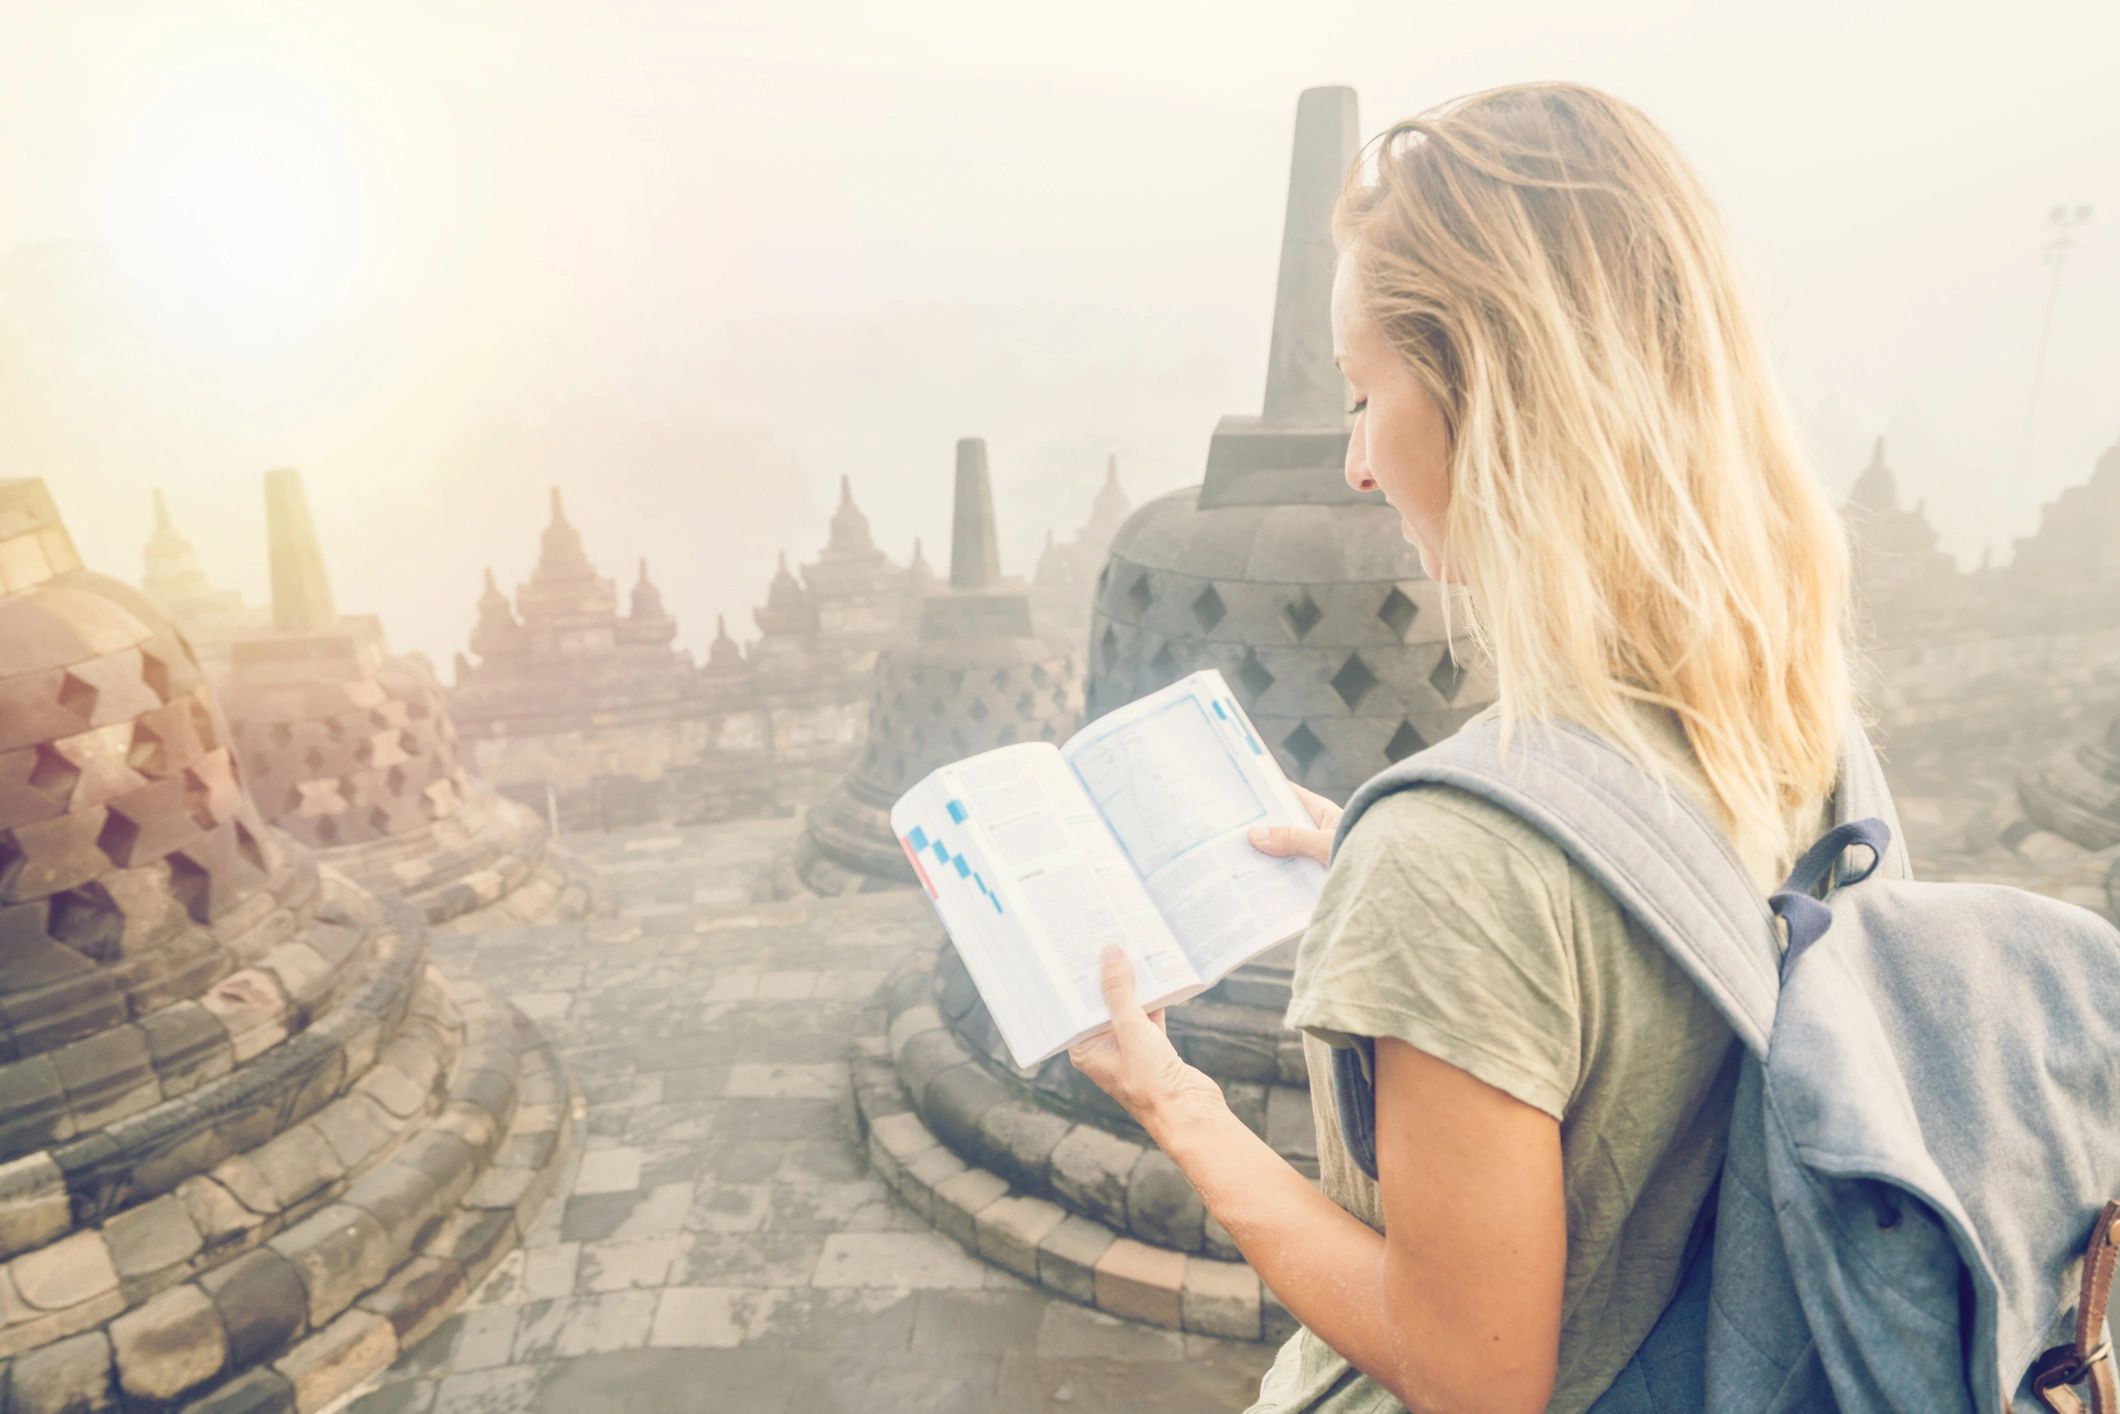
[1073,948,1565,1414]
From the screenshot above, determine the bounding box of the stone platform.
[330,817,1275,1414]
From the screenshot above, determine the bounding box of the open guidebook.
[891,669,1328,1068]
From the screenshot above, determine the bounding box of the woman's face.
[1330,253,1457,586]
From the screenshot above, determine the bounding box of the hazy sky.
[1,0,2113,667]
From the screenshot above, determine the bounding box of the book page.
[892,743,1200,1068]
[1062,670,1326,982]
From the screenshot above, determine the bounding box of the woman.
[1069,80,1859,1413]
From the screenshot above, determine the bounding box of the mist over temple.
[0,13,2114,1407]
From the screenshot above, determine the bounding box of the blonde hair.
[1334,80,1862,888]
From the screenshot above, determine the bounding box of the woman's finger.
[1245,823,1330,864]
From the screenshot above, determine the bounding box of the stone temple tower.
[792,439,1083,896]
[0,480,571,1410]
[1085,86,1496,801]
[218,470,604,929]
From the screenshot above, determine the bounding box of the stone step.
[851,1046,1294,1346]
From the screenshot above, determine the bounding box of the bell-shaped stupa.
[219,470,604,929]
[0,479,572,1409]
[793,439,1083,896]
[1085,86,1495,802]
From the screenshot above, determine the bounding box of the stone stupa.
[219,470,605,929]
[792,439,1083,896]
[0,479,571,1411]
[1086,86,1496,808]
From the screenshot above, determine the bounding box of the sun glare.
[101,58,374,358]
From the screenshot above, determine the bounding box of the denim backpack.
[1323,701,2120,1413]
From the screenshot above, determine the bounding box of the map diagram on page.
[1071,695,1267,877]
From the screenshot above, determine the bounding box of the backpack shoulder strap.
[1334,706,1786,1057]
[1320,699,1900,1179]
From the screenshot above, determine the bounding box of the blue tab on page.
[931,841,947,863]
[1211,699,1227,719]
[946,799,968,823]
[908,825,928,851]
[953,855,970,878]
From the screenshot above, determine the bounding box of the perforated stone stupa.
[793,439,1083,897]
[1085,85,1497,806]
[0,479,572,1411]
[220,470,605,930]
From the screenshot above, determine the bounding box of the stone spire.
[828,474,876,553]
[755,551,814,638]
[1086,453,1131,544]
[470,566,524,661]
[621,558,678,649]
[631,558,665,619]
[1262,85,1360,427]
[949,438,1001,590]
[705,612,746,675]
[141,488,231,613]
[1847,436,1900,515]
[534,485,595,582]
[264,467,338,634]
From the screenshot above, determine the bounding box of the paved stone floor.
[329,816,1277,1413]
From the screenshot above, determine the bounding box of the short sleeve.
[1283,785,1584,1120]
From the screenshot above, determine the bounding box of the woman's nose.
[1345,445,1377,495]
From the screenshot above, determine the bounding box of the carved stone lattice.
[0,480,573,1410]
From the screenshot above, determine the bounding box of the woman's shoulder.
[1339,781,1573,890]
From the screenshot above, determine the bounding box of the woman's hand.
[1068,946,1227,1139]
[1245,784,1345,866]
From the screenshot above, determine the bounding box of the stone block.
[1126,1149,1205,1253]
[930,1168,1009,1249]
[919,1061,1009,1160]
[12,1229,119,1311]
[356,1255,468,1349]
[892,1031,962,1106]
[343,1161,442,1261]
[1049,1125,1142,1228]
[249,1124,344,1212]
[103,1193,204,1281]
[4,1328,114,1413]
[273,1308,396,1411]
[1091,1237,1186,1329]
[1180,1256,1261,1340]
[270,1203,393,1327]
[973,1101,1072,1183]
[179,1365,296,1413]
[176,1175,256,1251]
[109,1281,227,1401]
[308,1092,398,1172]
[200,1246,308,1368]
[0,1153,71,1260]
[972,1194,1067,1280]
[1035,1214,1116,1305]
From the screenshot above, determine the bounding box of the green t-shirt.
[1249,727,1827,1414]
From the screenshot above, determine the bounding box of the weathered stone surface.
[972,1194,1067,1280]
[271,1204,394,1328]
[12,1230,120,1311]
[1049,1125,1142,1226]
[1181,1257,1262,1340]
[108,1282,227,1401]
[1126,1149,1205,1254]
[1036,1214,1117,1306]
[5,1328,116,1413]
[200,1247,308,1368]
[103,1193,204,1281]
[1093,1238,1187,1329]
[273,1308,396,1410]
[0,1153,71,1259]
